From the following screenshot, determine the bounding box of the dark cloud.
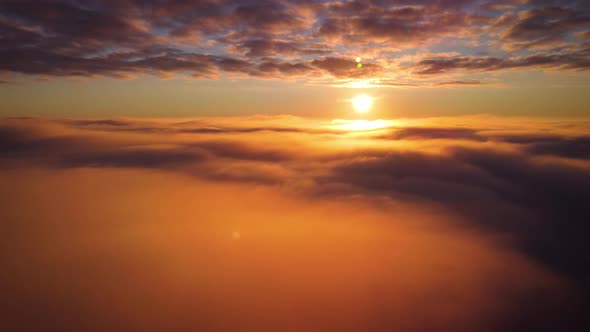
[0,125,98,160]
[358,79,487,87]
[381,127,486,141]
[1,0,588,82]
[519,136,590,159]
[56,118,338,135]
[0,120,301,170]
[315,3,470,45]
[232,39,330,57]
[254,60,316,77]
[68,119,133,127]
[411,48,590,74]
[485,132,590,159]
[500,6,590,50]
[0,0,153,48]
[316,143,590,291]
[448,146,590,280]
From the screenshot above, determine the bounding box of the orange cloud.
[2,115,590,331]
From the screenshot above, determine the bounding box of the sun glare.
[331,119,391,131]
[352,95,373,112]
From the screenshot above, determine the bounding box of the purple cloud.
[0,0,588,83]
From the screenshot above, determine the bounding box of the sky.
[1,1,590,332]
[0,0,589,117]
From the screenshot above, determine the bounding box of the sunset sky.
[1,0,589,117]
[1,1,590,332]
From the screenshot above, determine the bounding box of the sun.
[351,95,373,112]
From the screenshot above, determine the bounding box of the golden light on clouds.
[2,115,589,331]
[1,0,590,330]
[332,119,391,131]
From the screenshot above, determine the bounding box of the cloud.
[61,147,207,168]
[410,48,590,75]
[314,3,469,45]
[0,166,573,332]
[231,39,330,57]
[499,6,590,50]
[488,132,590,159]
[380,127,486,141]
[521,136,590,159]
[2,115,590,331]
[2,116,590,281]
[0,0,589,83]
[310,57,384,78]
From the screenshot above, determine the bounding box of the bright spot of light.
[356,57,361,63]
[332,119,390,131]
[347,80,370,89]
[232,231,241,239]
[351,95,373,112]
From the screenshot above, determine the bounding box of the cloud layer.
[2,115,590,276]
[1,115,590,331]
[1,0,589,85]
